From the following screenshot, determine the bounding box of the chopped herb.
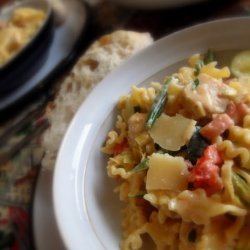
[133,106,141,113]
[191,79,200,90]
[145,77,174,128]
[204,49,215,64]
[194,49,215,76]
[194,60,204,76]
[188,229,197,242]
[128,191,146,198]
[131,158,149,173]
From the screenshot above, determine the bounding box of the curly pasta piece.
[197,216,244,250]
[107,163,132,179]
[200,62,230,79]
[217,139,250,169]
[144,191,178,223]
[121,201,147,250]
[130,85,157,111]
[118,85,158,119]
[106,151,135,179]
[177,66,195,84]
[102,115,127,154]
[229,126,250,148]
[221,160,242,207]
[168,189,246,225]
[145,212,180,250]
[243,114,250,128]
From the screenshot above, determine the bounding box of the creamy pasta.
[102,50,250,250]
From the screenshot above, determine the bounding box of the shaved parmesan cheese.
[149,113,196,151]
[146,153,188,191]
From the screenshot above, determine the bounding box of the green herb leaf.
[194,60,204,76]
[131,158,149,173]
[204,49,215,64]
[191,79,200,90]
[128,191,146,198]
[145,77,174,128]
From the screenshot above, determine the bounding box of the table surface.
[0,0,250,249]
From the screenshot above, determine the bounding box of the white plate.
[108,0,207,9]
[53,17,250,250]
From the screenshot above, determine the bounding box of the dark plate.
[0,0,89,115]
[0,0,53,93]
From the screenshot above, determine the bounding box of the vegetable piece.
[187,126,210,164]
[194,60,204,76]
[191,79,200,90]
[204,49,215,64]
[145,77,173,128]
[194,49,215,76]
[200,113,234,141]
[202,144,223,165]
[131,158,149,173]
[128,191,146,198]
[113,139,128,155]
[231,50,250,77]
[232,170,250,207]
[189,145,223,196]
[146,153,188,191]
[149,113,196,151]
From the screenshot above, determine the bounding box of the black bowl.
[0,0,54,95]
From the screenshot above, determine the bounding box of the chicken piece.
[181,74,230,119]
[128,113,147,136]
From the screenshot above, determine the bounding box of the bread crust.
[41,30,153,170]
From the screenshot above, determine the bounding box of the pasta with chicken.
[102,50,250,250]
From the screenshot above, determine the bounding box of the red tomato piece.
[189,145,224,196]
[202,144,223,165]
[191,160,223,196]
[113,139,128,155]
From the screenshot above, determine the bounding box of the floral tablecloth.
[0,0,250,249]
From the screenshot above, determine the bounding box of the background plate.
[108,0,209,9]
[0,0,88,115]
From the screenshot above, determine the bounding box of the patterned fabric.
[0,0,249,249]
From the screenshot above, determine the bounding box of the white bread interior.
[41,30,153,170]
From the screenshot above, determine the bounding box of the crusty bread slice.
[41,30,153,170]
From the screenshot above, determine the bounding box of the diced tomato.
[190,161,223,196]
[200,113,234,140]
[202,144,223,165]
[189,145,224,196]
[113,139,128,155]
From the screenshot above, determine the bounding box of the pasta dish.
[0,7,46,66]
[102,50,250,250]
